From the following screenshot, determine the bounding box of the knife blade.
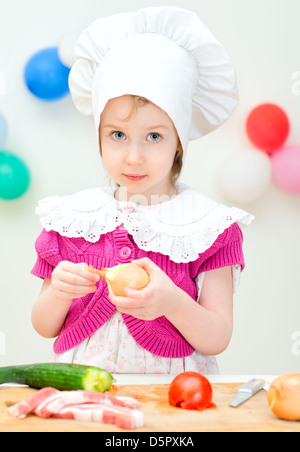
[229,378,266,407]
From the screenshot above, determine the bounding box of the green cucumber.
[0,363,115,392]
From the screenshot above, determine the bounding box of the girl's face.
[99,95,181,205]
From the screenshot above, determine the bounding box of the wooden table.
[1,381,300,432]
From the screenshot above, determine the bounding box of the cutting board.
[1,384,300,432]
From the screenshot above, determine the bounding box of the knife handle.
[238,378,265,395]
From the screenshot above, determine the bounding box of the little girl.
[31,7,254,374]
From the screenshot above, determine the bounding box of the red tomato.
[168,372,216,411]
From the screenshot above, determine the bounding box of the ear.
[177,138,183,153]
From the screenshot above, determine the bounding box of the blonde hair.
[99,95,183,186]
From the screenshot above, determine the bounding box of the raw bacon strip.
[35,390,140,418]
[34,392,69,419]
[7,388,144,429]
[101,405,144,430]
[54,404,103,422]
[54,403,144,429]
[114,395,141,409]
[7,387,58,418]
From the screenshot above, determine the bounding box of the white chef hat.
[69,6,239,154]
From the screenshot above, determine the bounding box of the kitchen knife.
[229,378,266,407]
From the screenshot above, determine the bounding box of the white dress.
[36,182,253,374]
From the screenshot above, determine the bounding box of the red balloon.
[246,103,289,155]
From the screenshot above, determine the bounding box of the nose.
[125,142,144,166]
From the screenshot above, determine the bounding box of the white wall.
[0,0,300,375]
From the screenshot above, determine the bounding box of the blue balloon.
[0,112,8,149]
[0,151,31,200]
[24,47,70,101]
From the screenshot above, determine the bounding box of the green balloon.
[0,151,30,200]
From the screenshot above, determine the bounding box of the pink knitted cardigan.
[31,223,244,358]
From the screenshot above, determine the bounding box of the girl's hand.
[50,261,100,301]
[108,257,179,320]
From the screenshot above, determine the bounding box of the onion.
[267,373,300,421]
[89,263,150,296]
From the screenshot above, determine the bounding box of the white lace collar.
[36,183,254,263]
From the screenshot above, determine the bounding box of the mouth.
[124,174,146,182]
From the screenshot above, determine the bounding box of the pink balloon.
[271,145,300,195]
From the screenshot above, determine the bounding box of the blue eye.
[112,131,126,141]
[147,133,161,142]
